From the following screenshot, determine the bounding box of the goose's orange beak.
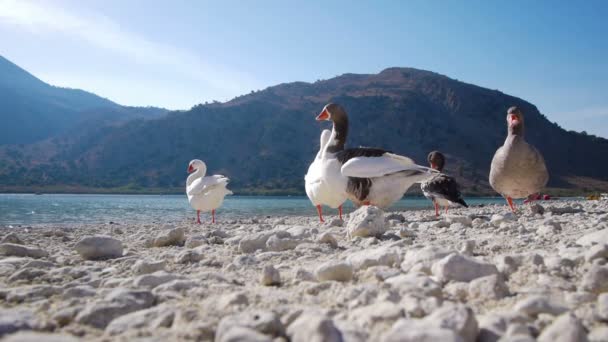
[316,109,329,121]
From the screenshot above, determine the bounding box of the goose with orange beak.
[489,106,549,212]
[186,159,233,224]
[314,103,437,209]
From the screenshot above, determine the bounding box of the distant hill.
[0,55,167,145]
[1,66,607,195]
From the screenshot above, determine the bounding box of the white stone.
[577,228,608,247]
[266,235,300,251]
[597,293,608,321]
[347,247,402,270]
[317,232,338,248]
[432,253,498,282]
[537,313,588,342]
[147,226,186,247]
[1,233,23,245]
[513,295,568,317]
[0,308,42,337]
[382,319,464,342]
[239,232,273,253]
[585,244,608,263]
[401,246,454,272]
[260,265,281,286]
[133,271,183,289]
[468,275,510,301]
[216,310,284,341]
[315,261,353,282]
[349,301,404,328]
[105,305,174,335]
[287,313,343,342]
[74,235,123,260]
[0,244,48,259]
[581,265,608,293]
[423,304,478,342]
[446,215,473,227]
[385,272,442,298]
[2,332,79,342]
[132,259,166,275]
[347,206,387,238]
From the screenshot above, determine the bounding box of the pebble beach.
[1,198,608,341]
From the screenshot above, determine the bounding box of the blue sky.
[1,0,607,137]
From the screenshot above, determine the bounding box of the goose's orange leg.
[506,197,516,212]
[338,205,343,220]
[316,205,325,223]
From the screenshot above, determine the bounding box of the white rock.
[0,308,42,337]
[513,295,568,317]
[588,326,608,342]
[1,233,23,245]
[6,285,62,303]
[105,305,174,335]
[266,235,300,251]
[597,293,608,321]
[63,285,96,299]
[133,271,183,289]
[75,288,156,329]
[2,332,79,342]
[175,249,204,263]
[315,261,353,282]
[218,292,249,309]
[432,253,498,282]
[581,265,608,293]
[585,244,608,263]
[446,215,473,227]
[148,226,186,247]
[349,301,404,328]
[382,319,464,342]
[459,240,476,255]
[577,228,608,247]
[132,259,166,275]
[74,235,123,260]
[537,313,588,342]
[424,304,478,342]
[0,244,48,259]
[8,268,46,282]
[152,279,197,294]
[184,236,206,248]
[385,272,442,297]
[468,275,510,301]
[216,310,284,341]
[260,265,281,286]
[347,247,402,270]
[239,232,273,253]
[317,232,338,248]
[401,246,454,272]
[347,206,387,238]
[287,313,343,342]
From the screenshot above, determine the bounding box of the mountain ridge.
[1,61,607,195]
[0,55,167,145]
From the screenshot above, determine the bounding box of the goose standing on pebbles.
[421,151,468,216]
[490,106,549,212]
[316,103,437,208]
[186,159,233,224]
[305,129,346,222]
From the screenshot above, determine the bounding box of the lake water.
[0,194,519,226]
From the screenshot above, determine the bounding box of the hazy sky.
[1,0,607,137]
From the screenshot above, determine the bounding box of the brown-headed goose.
[489,106,549,212]
[316,103,437,208]
[421,151,468,216]
[186,159,233,224]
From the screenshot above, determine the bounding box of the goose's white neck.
[186,167,206,186]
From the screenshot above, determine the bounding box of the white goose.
[316,103,437,208]
[305,129,346,222]
[186,159,232,224]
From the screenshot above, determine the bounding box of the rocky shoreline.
[1,199,608,341]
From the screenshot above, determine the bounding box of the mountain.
[0,55,167,145]
[1,67,607,195]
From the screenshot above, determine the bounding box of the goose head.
[316,103,349,152]
[507,106,524,136]
[427,151,445,172]
[187,159,206,174]
[316,103,348,125]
